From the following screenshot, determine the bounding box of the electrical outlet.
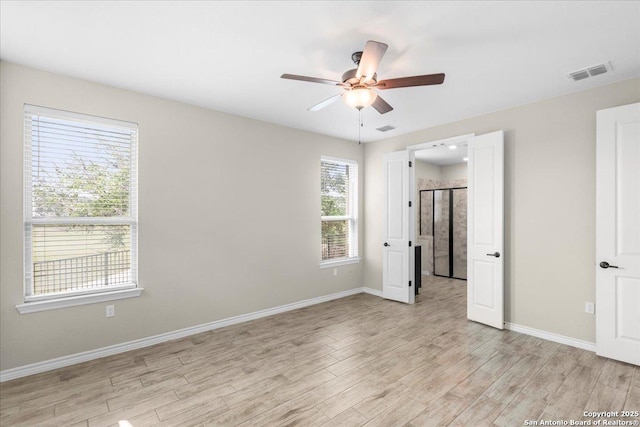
[585,302,595,314]
[333,268,338,276]
[106,305,115,318]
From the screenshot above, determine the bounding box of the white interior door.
[596,102,640,366]
[467,131,504,329]
[382,150,415,304]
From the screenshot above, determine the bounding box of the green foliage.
[33,144,130,249]
[321,163,350,259]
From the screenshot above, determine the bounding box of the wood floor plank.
[599,359,636,390]
[493,392,547,427]
[407,392,474,427]
[106,409,160,427]
[361,397,425,427]
[448,396,507,426]
[238,390,327,426]
[155,392,228,421]
[315,379,386,419]
[625,383,640,411]
[584,384,627,413]
[319,408,368,426]
[89,391,178,427]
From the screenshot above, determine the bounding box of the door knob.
[384,242,390,247]
[599,261,618,269]
[486,252,500,258]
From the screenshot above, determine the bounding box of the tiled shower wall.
[416,178,467,276]
[452,188,467,278]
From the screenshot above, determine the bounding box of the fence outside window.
[33,250,131,295]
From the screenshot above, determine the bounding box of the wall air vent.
[567,62,612,81]
[376,125,397,132]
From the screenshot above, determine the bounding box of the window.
[21,105,139,311]
[320,156,359,266]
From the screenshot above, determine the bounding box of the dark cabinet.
[415,245,421,295]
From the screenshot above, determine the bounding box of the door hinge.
[409,241,412,247]
[409,161,412,167]
[409,280,412,287]
[408,201,412,207]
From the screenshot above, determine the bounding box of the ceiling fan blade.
[376,73,445,89]
[281,73,344,86]
[372,94,393,114]
[308,93,343,111]
[356,40,388,82]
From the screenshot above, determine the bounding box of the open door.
[596,102,640,365]
[467,131,504,329]
[382,150,415,304]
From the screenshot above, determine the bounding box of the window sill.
[319,257,361,269]
[16,287,144,314]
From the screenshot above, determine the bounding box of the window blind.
[321,157,358,262]
[24,105,138,299]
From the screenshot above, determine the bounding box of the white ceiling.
[1,1,639,143]
[415,144,468,166]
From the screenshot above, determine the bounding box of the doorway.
[414,141,469,294]
[382,131,504,330]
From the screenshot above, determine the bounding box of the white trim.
[24,283,137,302]
[504,322,596,352]
[406,133,476,152]
[2,287,363,382]
[16,287,143,314]
[320,155,357,166]
[363,287,383,298]
[25,104,138,130]
[421,270,431,276]
[319,257,361,268]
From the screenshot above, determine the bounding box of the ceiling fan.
[281,40,445,114]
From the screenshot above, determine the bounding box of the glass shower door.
[432,187,467,280]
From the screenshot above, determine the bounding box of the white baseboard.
[421,270,430,276]
[504,322,596,352]
[362,287,383,298]
[0,287,365,382]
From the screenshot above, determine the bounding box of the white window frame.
[320,155,360,268]
[17,105,142,314]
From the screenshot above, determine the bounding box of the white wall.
[0,62,364,371]
[364,78,640,343]
[441,163,467,181]
[414,159,441,180]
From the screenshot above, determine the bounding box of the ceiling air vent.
[376,125,397,132]
[567,62,612,81]
[587,64,608,77]
[569,70,589,81]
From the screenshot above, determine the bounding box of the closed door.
[596,102,640,365]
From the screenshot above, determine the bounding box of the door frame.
[406,133,476,293]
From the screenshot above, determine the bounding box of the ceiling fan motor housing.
[341,68,377,86]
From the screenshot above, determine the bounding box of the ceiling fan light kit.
[281,40,445,116]
[344,87,377,110]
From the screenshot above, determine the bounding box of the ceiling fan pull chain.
[358,109,362,144]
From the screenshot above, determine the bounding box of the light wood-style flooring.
[1,276,638,426]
